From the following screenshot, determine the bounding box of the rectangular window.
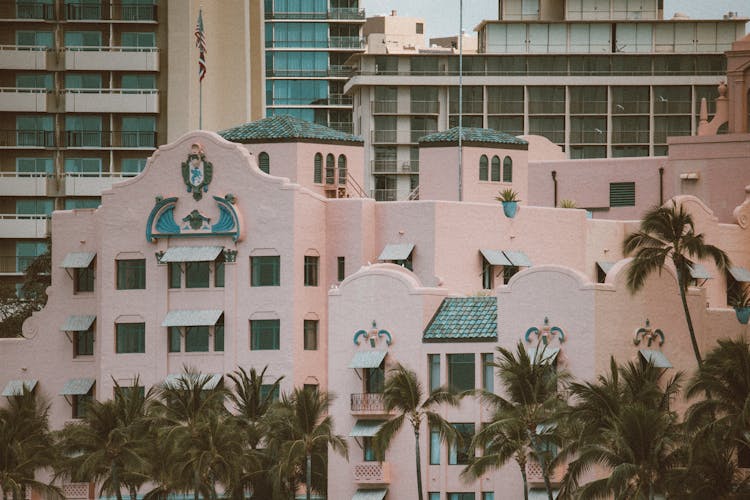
[185,326,209,352]
[610,182,636,207]
[168,327,181,353]
[259,383,280,402]
[16,30,53,47]
[64,198,100,210]
[64,158,102,177]
[363,436,376,461]
[430,428,441,464]
[74,327,94,356]
[16,157,53,175]
[215,255,225,288]
[304,256,319,286]
[121,32,156,48]
[121,73,156,89]
[449,423,475,465]
[482,494,494,500]
[65,115,102,147]
[17,115,54,146]
[337,256,345,281]
[63,30,102,47]
[250,319,280,350]
[365,364,385,394]
[251,256,280,286]
[116,323,145,353]
[168,262,182,288]
[448,494,476,500]
[116,259,145,290]
[185,261,209,288]
[73,392,93,419]
[75,264,95,293]
[65,73,102,89]
[16,73,53,90]
[448,353,475,392]
[121,158,147,176]
[482,353,494,392]
[429,494,440,500]
[214,322,224,352]
[304,319,318,350]
[121,116,155,147]
[429,354,441,392]
[482,258,494,290]
[114,385,145,400]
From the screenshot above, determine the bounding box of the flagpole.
[195,8,206,130]
[199,79,202,129]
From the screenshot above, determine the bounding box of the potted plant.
[496,188,520,218]
[728,285,750,324]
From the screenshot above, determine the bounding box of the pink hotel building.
[2,34,750,500]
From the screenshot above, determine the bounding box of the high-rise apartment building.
[345,0,747,200]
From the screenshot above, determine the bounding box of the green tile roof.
[418,127,528,147]
[218,115,363,144]
[423,297,497,342]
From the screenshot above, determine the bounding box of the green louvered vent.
[258,152,269,174]
[609,182,635,207]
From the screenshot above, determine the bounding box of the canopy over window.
[60,378,95,396]
[688,263,712,280]
[480,249,512,266]
[349,420,385,437]
[60,315,96,331]
[163,373,223,390]
[378,243,414,261]
[352,489,388,500]
[349,350,387,369]
[60,252,95,268]
[639,349,672,369]
[729,266,750,283]
[2,379,38,396]
[503,250,532,267]
[162,310,223,327]
[527,347,560,365]
[596,261,615,275]
[159,246,223,262]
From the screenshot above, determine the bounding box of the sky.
[361,0,750,41]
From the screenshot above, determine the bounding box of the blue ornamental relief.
[146,195,242,242]
[181,143,213,200]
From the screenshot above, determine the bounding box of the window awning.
[639,349,672,369]
[352,489,388,500]
[349,420,385,437]
[2,379,38,396]
[378,243,414,261]
[596,261,615,275]
[729,266,750,283]
[350,350,387,369]
[528,347,560,365]
[688,263,712,280]
[161,309,223,327]
[60,378,95,396]
[60,252,96,268]
[159,246,224,262]
[163,373,223,390]
[503,250,532,267]
[60,315,96,332]
[480,249,512,266]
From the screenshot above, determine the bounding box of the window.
[121,159,147,176]
[304,256,319,286]
[168,327,180,352]
[610,182,636,207]
[116,259,145,290]
[16,0,54,20]
[116,323,145,353]
[16,157,53,176]
[490,156,500,181]
[260,383,280,402]
[502,157,513,182]
[364,363,385,394]
[16,241,47,273]
[74,326,94,356]
[430,427,441,464]
[363,436,376,461]
[168,262,182,288]
[429,354,441,392]
[258,152,270,174]
[251,256,280,286]
[65,0,101,20]
[65,73,102,89]
[215,255,225,288]
[416,22,424,34]
[120,0,155,21]
[482,257,494,290]
[325,153,335,184]
[479,155,488,181]
[214,320,224,352]
[448,494,475,500]
[72,392,93,419]
[482,494,494,500]
[121,73,156,90]
[449,423,475,465]
[64,198,100,210]
[114,385,145,400]
[448,353,475,392]
[337,256,345,281]
[64,30,102,47]
[16,73,53,90]
[337,155,347,185]
[482,353,494,392]
[65,158,102,176]
[121,32,156,48]
[75,262,95,293]
[304,319,318,350]
[122,116,155,147]
[16,115,53,147]
[429,494,440,500]
[251,319,280,350]
[303,383,318,394]
[185,262,209,288]
[185,326,209,352]
[314,152,322,183]
[16,30,53,47]
[65,115,102,147]
[503,265,519,283]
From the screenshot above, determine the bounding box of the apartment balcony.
[64,131,156,149]
[327,121,353,134]
[410,101,440,114]
[0,130,56,148]
[64,89,158,113]
[0,46,49,70]
[526,459,566,487]
[64,47,159,71]
[63,2,158,22]
[353,462,391,484]
[372,100,398,114]
[372,188,397,201]
[328,8,365,20]
[0,256,39,275]
[265,38,364,49]
[328,36,364,49]
[63,173,129,196]
[371,160,418,174]
[350,393,389,415]
[0,88,50,112]
[0,215,50,238]
[0,2,56,19]
[0,172,49,197]
[371,129,411,144]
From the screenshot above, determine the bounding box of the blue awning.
[352,489,388,500]
[639,349,672,369]
[350,350,387,369]
[60,252,95,268]
[162,309,223,327]
[349,420,385,437]
[481,249,512,266]
[688,263,712,280]
[503,250,532,267]
[60,378,95,396]
[159,246,223,262]
[60,315,96,331]
[2,379,38,396]
[729,266,750,283]
[378,243,414,261]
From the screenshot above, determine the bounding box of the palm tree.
[0,387,61,500]
[266,387,347,500]
[623,203,730,366]
[373,363,459,500]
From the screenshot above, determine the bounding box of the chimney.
[391,10,397,16]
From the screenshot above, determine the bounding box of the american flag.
[195,10,206,82]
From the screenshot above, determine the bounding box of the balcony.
[372,189,397,201]
[64,131,156,149]
[0,215,50,238]
[328,8,365,20]
[0,46,49,70]
[64,2,158,21]
[410,101,439,114]
[0,256,38,275]
[353,462,391,484]
[328,36,364,49]
[63,173,129,196]
[351,393,387,414]
[526,458,566,487]
[0,88,50,112]
[371,160,418,174]
[372,101,398,114]
[64,89,158,113]
[0,2,56,19]
[64,47,159,71]
[0,172,49,197]
[371,129,412,144]
[327,121,353,134]
[0,131,56,148]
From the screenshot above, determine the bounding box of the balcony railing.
[0,130,55,148]
[372,189,398,202]
[410,101,439,114]
[64,2,157,21]
[353,462,391,484]
[0,87,50,112]
[328,36,364,49]
[0,171,50,197]
[351,393,387,413]
[5,2,56,19]
[372,100,397,114]
[0,256,39,274]
[64,46,160,71]
[0,214,50,239]
[64,131,156,148]
[327,121,353,134]
[266,38,364,49]
[328,8,365,20]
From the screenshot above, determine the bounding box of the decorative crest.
[525,316,566,345]
[353,320,393,348]
[633,319,665,347]
[181,143,213,200]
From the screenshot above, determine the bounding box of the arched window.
[313,153,322,183]
[337,154,347,185]
[258,152,269,174]
[325,153,335,185]
[479,155,488,181]
[491,155,500,181]
[503,156,513,182]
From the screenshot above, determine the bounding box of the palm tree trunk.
[129,485,138,500]
[112,463,123,500]
[517,457,529,500]
[306,453,312,500]
[678,276,703,367]
[414,428,424,500]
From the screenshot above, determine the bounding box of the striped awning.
[352,489,388,500]
[639,349,672,369]
[528,347,560,365]
[480,249,512,266]
[350,350,387,369]
[163,373,223,390]
[2,379,38,396]
[688,263,712,280]
[729,266,750,283]
[597,261,615,275]
[349,420,385,437]
[60,315,96,332]
[378,243,414,261]
[159,246,223,262]
[503,250,532,267]
[60,378,95,396]
[60,252,95,268]
[161,309,223,327]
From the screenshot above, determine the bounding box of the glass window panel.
[16,158,52,174]
[122,74,156,89]
[16,199,53,215]
[429,354,440,392]
[304,319,318,350]
[528,117,565,144]
[65,158,102,176]
[75,264,95,292]
[487,86,523,114]
[570,116,607,144]
[528,86,565,114]
[430,428,441,464]
[447,353,475,392]
[364,364,385,393]
[612,86,649,114]
[65,73,102,89]
[503,156,513,182]
[214,322,224,352]
[251,319,280,350]
[121,159,147,176]
[122,116,155,148]
[215,256,225,288]
[16,73,53,89]
[304,256,319,286]
[116,259,146,290]
[487,56,525,75]
[482,353,494,392]
[65,115,102,147]
[121,32,156,48]
[185,326,209,352]
[448,423,475,465]
[612,55,651,75]
[75,328,94,356]
[570,86,607,114]
[612,116,649,143]
[64,198,100,210]
[168,262,181,288]
[313,153,322,183]
[259,384,280,402]
[64,31,102,47]
[570,145,606,159]
[653,86,691,114]
[116,323,145,353]
[168,327,181,352]
[337,256,345,281]
[17,30,53,47]
[185,261,209,288]
[490,156,500,181]
[654,116,691,143]
[479,155,488,181]
[488,116,523,137]
[410,56,440,75]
